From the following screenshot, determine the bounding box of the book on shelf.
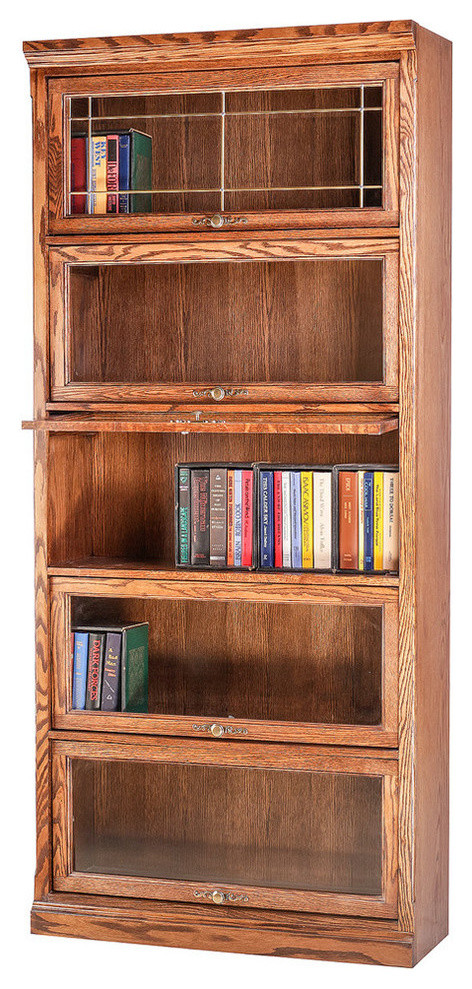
[70,129,152,216]
[72,623,148,713]
[175,463,398,574]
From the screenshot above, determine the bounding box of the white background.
[1,0,470,984]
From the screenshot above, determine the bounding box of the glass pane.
[71,597,383,726]
[66,85,384,215]
[67,258,384,384]
[72,759,383,895]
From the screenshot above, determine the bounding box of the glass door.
[52,738,398,917]
[48,62,399,233]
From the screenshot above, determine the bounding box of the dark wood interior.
[68,86,383,214]
[68,258,384,385]
[72,759,383,894]
[72,596,383,725]
[48,431,398,565]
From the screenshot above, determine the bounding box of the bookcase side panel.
[413,25,451,963]
[31,67,53,902]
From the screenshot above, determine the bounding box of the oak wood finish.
[24,19,451,969]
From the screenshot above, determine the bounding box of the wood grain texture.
[31,894,414,966]
[23,413,399,435]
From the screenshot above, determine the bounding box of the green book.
[121,622,149,712]
[130,130,152,214]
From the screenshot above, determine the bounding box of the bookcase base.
[31,896,417,967]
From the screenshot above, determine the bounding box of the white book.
[281,471,292,567]
[383,471,399,570]
[313,472,332,570]
[358,471,365,571]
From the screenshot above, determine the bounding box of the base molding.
[31,895,414,967]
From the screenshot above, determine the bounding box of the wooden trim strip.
[23,413,399,436]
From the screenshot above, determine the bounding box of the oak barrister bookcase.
[23,20,451,967]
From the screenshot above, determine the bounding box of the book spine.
[178,468,190,564]
[314,472,332,570]
[210,468,227,567]
[301,471,313,569]
[72,632,88,710]
[373,472,384,570]
[106,135,119,213]
[383,472,399,570]
[118,135,131,213]
[190,469,210,565]
[121,624,148,713]
[130,131,153,213]
[90,136,107,214]
[260,471,274,567]
[85,632,105,710]
[101,632,122,711]
[241,470,253,567]
[233,470,243,567]
[358,471,365,571]
[70,137,87,214]
[339,471,358,569]
[281,471,292,567]
[273,471,283,568]
[364,472,374,571]
[227,470,235,566]
[290,472,302,568]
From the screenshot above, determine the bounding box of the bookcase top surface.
[23,20,420,71]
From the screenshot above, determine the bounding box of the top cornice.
[23,20,418,72]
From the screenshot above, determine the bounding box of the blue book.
[118,134,131,213]
[260,471,274,567]
[234,470,243,566]
[290,472,302,568]
[72,632,88,710]
[364,472,374,571]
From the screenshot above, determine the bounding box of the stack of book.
[71,622,148,712]
[259,467,332,570]
[71,130,152,215]
[176,465,254,568]
[337,468,399,571]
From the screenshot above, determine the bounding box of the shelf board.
[48,558,399,588]
[23,412,398,436]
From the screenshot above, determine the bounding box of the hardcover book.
[90,135,107,214]
[241,470,253,567]
[234,470,243,566]
[118,134,131,213]
[106,135,119,213]
[290,472,302,568]
[282,471,292,567]
[85,632,105,709]
[70,136,87,214]
[301,471,313,569]
[71,631,88,710]
[260,470,274,567]
[130,131,153,213]
[339,471,358,569]
[364,472,374,571]
[314,472,332,570]
[210,468,227,567]
[227,470,235,566]
[274,471,283,568]
[101,632,122,711]
[178,467,190,564]
[383,471,399,570]
[373,471,384,570]
[358,471,365,571]
[121,623,149,712]
[191,469,210,565]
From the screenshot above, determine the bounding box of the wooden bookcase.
[23,20,451,967]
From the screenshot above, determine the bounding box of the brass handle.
[210,723,224,738]
[194,888,249,904]
[210,213,224,228]
[210,387,225,402]
[192,215,248,228]
[211,890,224,904]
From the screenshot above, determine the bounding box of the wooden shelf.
[48,558,399,587]
[23,412,398,435]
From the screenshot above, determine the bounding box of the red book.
[106,135,119,213]
[70,136,87,214]
[339,471,359,569]
[227,470,235,566]
[274,470,283,567]
[241,470,253,567]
